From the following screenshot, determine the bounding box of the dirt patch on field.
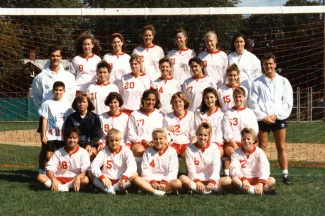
[0,129,40,146]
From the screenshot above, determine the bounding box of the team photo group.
[31,24,293,196]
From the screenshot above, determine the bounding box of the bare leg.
[273,129,288,170]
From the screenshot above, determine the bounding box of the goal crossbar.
[0,6,325,16]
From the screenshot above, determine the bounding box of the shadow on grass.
[0,169,37,183]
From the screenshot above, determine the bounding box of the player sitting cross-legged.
[230,128,276,195]
[37,127,90,192]
[134,128,182,196]
[90,128,138,195]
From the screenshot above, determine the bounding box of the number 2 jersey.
[46,145,90,178]
[90,146,136,181]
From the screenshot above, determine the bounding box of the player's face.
[53,86,65,100]
[109,98,120,112]
[190,61,203,78]
[234,37,245,53]
[49,50,62,67]
[153,132,167,151]
[175,32,187,48]
[130,60,141,73]
[263,58,277,77]
[97,67,109,83]
[82,39,94,55]
[204,92,217,109]
[108,134,121,152]
[142,30,154,45]
[159,62,171,78]
[143,93,156,110]
[77,97,88,113]
[228,70,239,85]
[197,128,210,147]
[173,97,185,112]
[241,134,255,152]
[233,93,244,107]
[66,132,79,149]
[111,37,123,52]
[205,35,217,51]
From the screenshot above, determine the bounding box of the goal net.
[0,7,324,167]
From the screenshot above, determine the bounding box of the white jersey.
[228,49,262,91]
[150,77,181,114]
[46,145,90,178]
[250,74,293,121]
[90,146,136,181]
[182,76,217,112]
[132,45,164,80]
[198,50,228,88]
[217,84,247,111]
[103,52,131,84]
[118,73,150,111]
[230,145,270,184]
[86,82,119,115]
[163,111,196,145]
[223,106,258,143]
[99,112,129,146]
[194,108,224,145]
[39,100,73,141]
[32,64,76,110]
[167,48,196,84]
[126,109,164,144]
[70,54,101,92]
[185,142,221,183]
[141,146,179,183]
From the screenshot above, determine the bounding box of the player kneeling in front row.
[180,122,231,194]
[134,128,182,196]
[37,128,90,192]
[90,128,137,195]
[230,128,276,195]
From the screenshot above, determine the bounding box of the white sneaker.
[104,187,116,195]
[153,190,165,196]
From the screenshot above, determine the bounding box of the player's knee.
[37,174,46,183]
[179,175,188,183]
[268,177,276,186]
[170,179,182,190]
[231,176,241,186]
[132,145,145,157]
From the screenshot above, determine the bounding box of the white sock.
[247,186,256,195]
[44,179,52,188]
[224,169,230,176]
[189,181,197,190]
[212,184,221,193]
[105,187,116,195]
[135,157,142,175]
[282,170,289,175]
[153,190,165,196]
[58,184,69,192]
[113,181,131,191]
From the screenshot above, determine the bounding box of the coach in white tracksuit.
[249,53,293,185]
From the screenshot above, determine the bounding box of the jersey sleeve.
[80,150,91,172]
[69,58,77,77]
[194,110,202,128]
[45,150,60,173]
[121,149,137,180]
[209,148,221,183]
[222,54,228,86]
[141,150,152,182]
[31,76,43,110]
[252,55,262,80]
[214,112,224,144]
[276,79,293,120]
[249,81,268,121]
[189,114,197,139]
[163,149,179,182]
[38,102,49,119]
[185,147,198,180]
[222,112,234,142]
[257,149,271,184]
[89,114,102,147]
[90,150,105,178]
[126,114,140,144]
[230,151,244,179]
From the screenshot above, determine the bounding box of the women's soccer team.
[35,24,293,196]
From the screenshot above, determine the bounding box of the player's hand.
[263,115,275,125]
[242,179,251,192]
[255,183,263,195]
[119,179,126,190]
[51,178,60,192]
[167,125,174,132]
[101,177,111,187]
[196,182,205,193]
[206,183,215,192]
[151,182,159,190]
[41,136,47,145]
[74,177,81,192]
[270,114,277,122]
[158,184,166,191]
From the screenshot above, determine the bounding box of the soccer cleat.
[282,174,292,185]
[166,190,180,196]
[104,187,116,195]
[188,190,193,195]
[263,190,277,195]
[116,189,128,195]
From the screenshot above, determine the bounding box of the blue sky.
[237,0,290,7]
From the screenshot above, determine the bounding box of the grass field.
[0,167,324,216]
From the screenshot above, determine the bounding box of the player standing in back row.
[249,53,293,185]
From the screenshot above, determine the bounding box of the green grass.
[0,167,324,216]
[0,122,38,132]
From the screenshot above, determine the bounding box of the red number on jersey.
[158,87,163,93]
[140,56,144,62]
[124,82,135,89]
[203,60,207,67]
[90,92,97,100]
[61,161,68,169]
[223,95,231,103]
[150,160,155,168]
[194,158,199,165]
[169,58,175,65]
[106,160,113,169]
[240,160,246,168]
[79,65,84,72]
[188,86,193,94]
[230,118,239,126]
[136,119,145,127]
[173,125,181,133]
[104,124,110,132]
